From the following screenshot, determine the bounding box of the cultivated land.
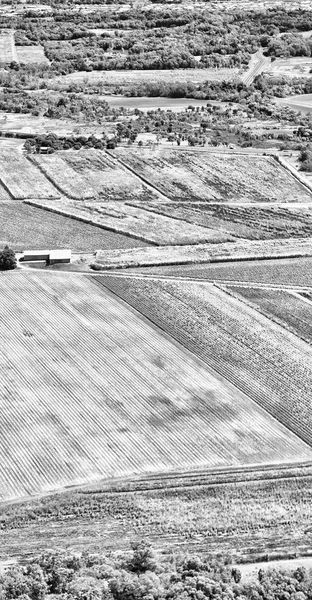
[113,149,312,203]
[132,255,312,283]
[2,271,307,501]
[98,275,312,448]
[0,150,59,200]
[226,286,312,345]
[0,202,149,252]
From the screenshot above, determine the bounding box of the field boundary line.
[275,155,312,197]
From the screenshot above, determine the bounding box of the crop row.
[0,271,310,500]
[98,275,312,447]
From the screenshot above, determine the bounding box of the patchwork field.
[93,237,312,269]
[0,202,149,252]
[114,148,312,203]
[133,255,312,283]
[0,150,59,200]
[1,271,309,500]
[98,275,312,447]
[226,286,312,345]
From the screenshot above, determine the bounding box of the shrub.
[0,246,17,270]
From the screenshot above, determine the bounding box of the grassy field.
[28,199,232,246]
[268,57,312,78]
[113,149,312,203]
[132,255,312,283]
[130,203,312,241]
[61,150,160,201]
[93,237,312,268]
[226,286,312,345]
[15,45,50,65]
[1,465,312,562]
[0,30,17,64]
[30,155,96,200]
[0,150,59,200]
[1,271,306,501]
[0,201,149,252]
[98,275,312,447]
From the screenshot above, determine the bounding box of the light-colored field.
[0,112,111,138]
[1,271,309,500]
[30,155,96,200]
[27,198,232,245]
[268,57,312,78]
[61,150,160,201]
[0,149,59,200]
[93,237,312,269]
[49,67,239,88]
[113,148,312,203]
[99,275,312,447]
[101,95,212,112]
[0,30,17,64]
[16,45,50,65]
[276,94,312,114]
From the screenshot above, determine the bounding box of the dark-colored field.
[131,256,312,285]
[227,286,312,344]
[0,202,150,252]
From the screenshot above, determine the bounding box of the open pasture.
[1,271,308,501]
[0,150,59,200]
[49,67,239,88]
[131,203,312,241]
[114,149,312,203]
[16,45,50,65]
[0,201,148,252]
[98,275,312,448]
[61,150,160,202]
[93,237,312,269]
[226,286,312,345]
[134,255,312,283]
[28,198,232,246]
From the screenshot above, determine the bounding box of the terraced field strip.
[94,238,312,269]
[113,148,312,203]
[29,155,96,200]
[129,255,312,283]
[97,276,312,448]
[0,150,60,200]
[61,150,164,202]
[1,271,311,501]
[224,285,312,346]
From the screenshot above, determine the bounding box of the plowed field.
[0,271,310,501]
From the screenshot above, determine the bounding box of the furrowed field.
[2,271,308,501]
[113,149,312,203]
[226,286,312,345]
[0,202,149,252]
[98,275,312,447]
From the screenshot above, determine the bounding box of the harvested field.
[0,30,17,64]
[49,67,239,88]
[130,203,312,240]
[0,150,59,200]
[0,201,149,252]
[30,155,96,200]
[226,286,312,345]
[98,275,312,447]
[113,148,312,203]
[1,271,309,500]
[93,238,312,269]
[27,199,232,246]
[61,150,160,201]
[136,256,312,284]
[15,45,50,65]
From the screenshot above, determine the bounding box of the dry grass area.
[0,30,17,64]
[93,237,312,269]
[61,150,160,201]
[49,67,239,88]
[268,57,312,78]
[0,150,59,200]
[99,275,312,447]
[30,155,96,200]
[27,199,232,245]
[16,45,50,65]
[1,271,308,500]
[114,149,312,203]
[0,201,149,252]
[226,286,312,345]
